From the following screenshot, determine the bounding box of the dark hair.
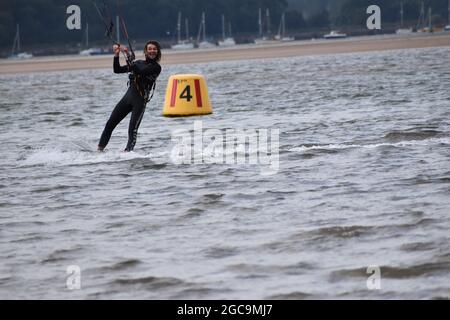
[144,40,162,62]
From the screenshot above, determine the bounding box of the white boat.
[275,13,295,42]
[13,52,33,59]
[323,30,347,39]
[254,8,277,44]
[416,2,434,33]
[196,12,215,49]
[396,2,413,34]
[218,15,236,47]
[8,24,33,59]
[172,41,195,50]
[445,1,450,32]
[218,38,236,47]
[279,36,295,42]
[172,12,195,50]
[198,41,215,49]
[396,28,413,34]
[79,23,105,56]
[254,37,279,45]
[78,23,110,56]
[79,48,107,56]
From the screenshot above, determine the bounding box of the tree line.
[0,0,449,49]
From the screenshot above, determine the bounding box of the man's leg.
[124,102,146,152]
[98,96,132,150]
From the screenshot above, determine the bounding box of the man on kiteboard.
[98,41,162,152]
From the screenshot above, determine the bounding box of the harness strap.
[131,75,156,104]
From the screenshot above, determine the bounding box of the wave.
[266,291,312,300]
[112,276,186,288]
[99,259,143,272]
[19,146,168,168]
[330,261,450,280]
[384,130,443,142]
[288,137,450,153]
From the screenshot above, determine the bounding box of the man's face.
[145,44,158,60]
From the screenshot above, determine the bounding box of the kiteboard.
[70,140,97,153]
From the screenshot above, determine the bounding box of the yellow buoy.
[163,74,213,117]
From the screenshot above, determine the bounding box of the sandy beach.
[1,33,450,75]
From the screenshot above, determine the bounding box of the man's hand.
[113,44,121,57]
[122,47,135,64]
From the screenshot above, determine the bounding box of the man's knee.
[105,118,118,131]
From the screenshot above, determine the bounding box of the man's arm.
[113,57,130,74]
[112,44,130,74]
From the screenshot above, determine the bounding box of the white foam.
[20,147,151,167]
[289,137,450,153]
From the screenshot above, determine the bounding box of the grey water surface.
[0,46,449,299]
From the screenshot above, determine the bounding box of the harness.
[129,71,157,104]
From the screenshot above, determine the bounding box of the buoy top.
[163,73,212,117]
[170,74,205,79]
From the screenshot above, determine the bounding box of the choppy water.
[1,46,450,299]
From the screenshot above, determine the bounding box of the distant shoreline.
[1,33,450,75]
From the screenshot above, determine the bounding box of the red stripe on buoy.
[194,79,203,107]
[170,79,178,107]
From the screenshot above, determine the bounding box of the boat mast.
[197,12,206,43]
[185,18,190,42]
[202,12,206,42]
[17,24,21,53]
[277,13,284,39]
[417,1,425,30]
[258,8,262,38]
[222,14,226,40]
[177,12,181,43]
[86,23,89,47]
[400,1,404,28]
[428,7,432,31]
[11,24,21,56]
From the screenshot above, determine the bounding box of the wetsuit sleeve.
[113,56,130,74]
[131,61,161,79]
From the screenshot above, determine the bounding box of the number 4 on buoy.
[163,74,213,117]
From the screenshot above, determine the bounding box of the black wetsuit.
[98,56,161,151]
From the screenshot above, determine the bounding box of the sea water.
[0,46,449,299]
